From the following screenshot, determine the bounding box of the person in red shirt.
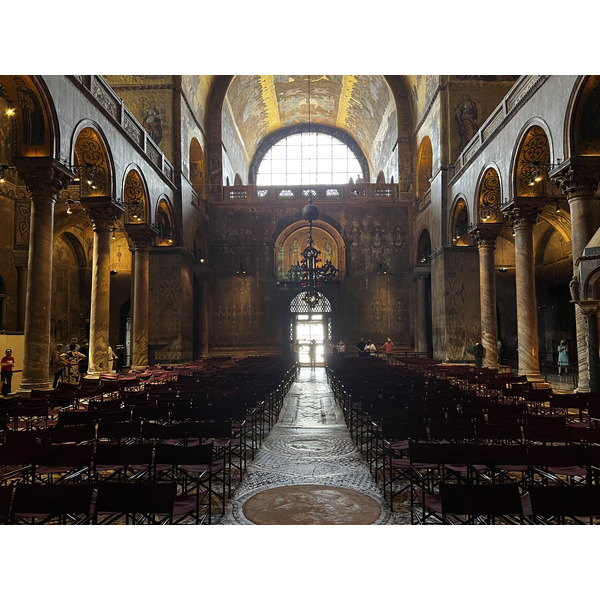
[383,337,394,364]
[1,348,15,396]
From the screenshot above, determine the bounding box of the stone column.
[472,225,503,369]
[552,158,600,392]
[509,207,543,382]
[199,274,210,358]
[13,250,29,332]
[125,223,157,371]
[13,159,71,390]
[579,300,600,392]
[84,198,124,376]
[413,265,430,354]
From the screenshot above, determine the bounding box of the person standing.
[78,339,89,377]
[357,337,367,357]
[365,340,377,356]
[290,339,301,367]
[383,337,394,364]
[60,347,85,385]
[336,340,346,357]
[1,348,15,396]
[557,340,569,375]
[50,343,65,388]
[308,340,317,371]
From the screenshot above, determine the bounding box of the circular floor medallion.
[242,484,382,525]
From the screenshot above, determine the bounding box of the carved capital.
[413,265,431,280]
[11,158,72,199]
[550,157,600,200]
[82,196,125,231]
[469,224,503,249]
[125,222,158,250]
[507,206,539,232]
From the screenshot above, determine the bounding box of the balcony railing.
[221,183,398,203]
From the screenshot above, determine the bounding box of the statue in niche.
[398,156,413,193]
[14,77,45,146]
[454,93,479,151]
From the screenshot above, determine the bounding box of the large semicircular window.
[256,132,363,186]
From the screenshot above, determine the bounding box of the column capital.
[550,156,600,200]
[413,265,431,280]
[469,223,504,249]
[82,196,125,231]
[124,222,159,250]
[505,205,540,231]
[11,157,72,198]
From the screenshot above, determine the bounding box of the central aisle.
[219,366,402,524]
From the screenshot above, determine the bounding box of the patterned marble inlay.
[217,367,408,525]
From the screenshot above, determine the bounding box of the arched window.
[255,132,363,186]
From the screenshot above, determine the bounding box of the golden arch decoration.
[478,168,501,223]
[515,125,551,197]
[573,75,600,156]
[124,169,147,223]
[274,220,345,282]
[0,76,51,156]
[74,127,110,196]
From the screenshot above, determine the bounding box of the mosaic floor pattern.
[219,367,409,525]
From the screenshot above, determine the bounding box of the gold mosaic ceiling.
[223,75,400,160]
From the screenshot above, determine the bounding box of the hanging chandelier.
[300,191,338,307]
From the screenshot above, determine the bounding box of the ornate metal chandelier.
[300,191,338,307]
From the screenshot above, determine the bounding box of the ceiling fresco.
[223,75,399,169]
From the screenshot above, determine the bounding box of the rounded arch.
[72,121,115,197]
[450,195,471,246]
[189,137,206,197]
[416,136,432,197]
[290,291,332,313]
[249,124,370,185]
[122,165,150,223]
[566,75,600,158]
[193,227,209,264]
[475,164,503,224]
[274,219,346,280]
[511,120,553,198]
[0,75,58,158]
[156,197,174,246]
[61,231,87,268]
[417,228,432,265]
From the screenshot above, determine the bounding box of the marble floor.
[218,366,408,524]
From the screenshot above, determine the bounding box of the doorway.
[294,314,326,365]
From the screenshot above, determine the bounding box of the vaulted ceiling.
[223,75,404,164]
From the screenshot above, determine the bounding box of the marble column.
[509,207,543,382]
[579,301,600,392]
[125,223,157,371]
[13,160,71,390]
[472,225,502,369]
[552,159,600,392]
[84,199,124,376]
[413,266,430,355]
[13,250,29,332]
[199,276,210,358]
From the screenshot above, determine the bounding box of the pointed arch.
[450,195,471,246]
